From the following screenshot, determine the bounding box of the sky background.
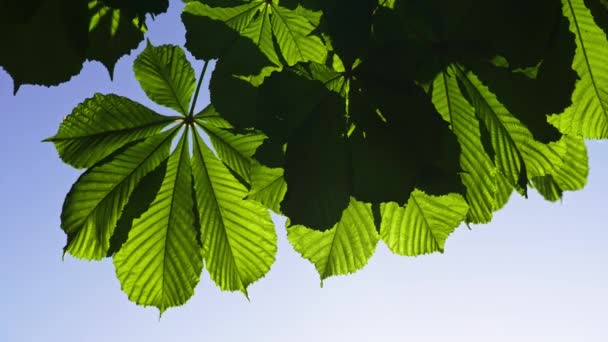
[1,2,607,341]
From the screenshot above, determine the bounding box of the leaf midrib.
[73,129,176,240]
[454,65,524,179]
[193,133,246,291]
[566,0,608,119]
[147,48,190,116]
[49,118,173,141]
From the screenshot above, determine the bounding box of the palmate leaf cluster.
[35,0,608,312]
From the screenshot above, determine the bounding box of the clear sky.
[1,3,607,341]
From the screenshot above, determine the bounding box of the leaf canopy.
[29,0,608,312]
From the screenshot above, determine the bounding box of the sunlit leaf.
[114,131,202,314]
[46,94,174,169]
[288,198,379,280]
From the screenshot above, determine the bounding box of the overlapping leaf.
[44,0,608,314]
[432,70,497,223]
[455,66,565,190]
[247,164,287,213]
[182,0,326,66]
[61,129,176,260]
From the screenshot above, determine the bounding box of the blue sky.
[1,2,607,341]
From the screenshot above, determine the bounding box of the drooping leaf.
[191,129,276,294]
[432,70,497,223]
[288,198,379,280]
[46,93,174,169]
[133,42,197,116]
[533,134,588,200]
[86,0,147,77]
[549,0,608,138]
[455,66,565,190]
[381,190,469,256]
[467,12,577,143]
[114,131,202,314]
[62,129,176,260]
[552,135,588,191]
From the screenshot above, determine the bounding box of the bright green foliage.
[31,0,608,312]
[134,43,196,116]
[191,130,276,293]
[182,0,326,66]
[432,70,497,224]
[114,132,201,314]
[381,191,468,256]
[45,94,174,169]
[549,0,608,138]
[47,42,279,312]
[288,198,379,280]
[247,164,287,214]
[454,66,565,190]
[61,130,175,259]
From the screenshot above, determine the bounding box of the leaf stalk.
[187,60,210,123]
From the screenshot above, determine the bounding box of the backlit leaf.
[46,94,174,169]
[114,131,202,314]
[549,0,608,138]
[381,190,469,256]
[134,42,197,116]
[192,129,276,293]
[288,198,379,280]
[62,130,175,259]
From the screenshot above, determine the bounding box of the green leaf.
[247,163,287,213]
[288,198,379,280]
[549,0,608,138]
[552,135,588,191]
[432,70,497,224]
[269,4,327,65]
[114,131,202,314]
[46,94,174,169]
[455,66,565,190]
[198,120,266,183]
[86,1,147,77]
[62,129,176,260]
[191,129,276,293]
[381,190,469,256]
[133,42,196,116]
[533,135,588,200]
[0,0,88,90]
[281,94,352,230]
[182,0,326,66]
